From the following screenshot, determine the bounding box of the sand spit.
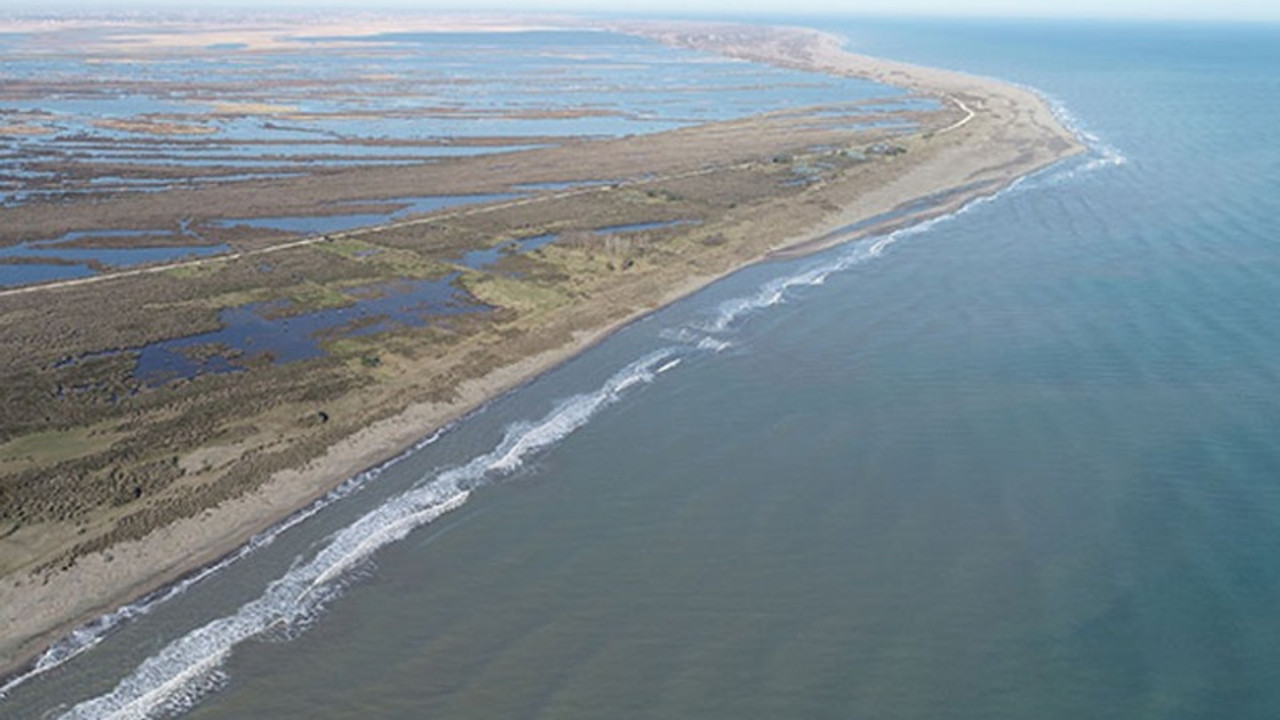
[0,19,1083,687]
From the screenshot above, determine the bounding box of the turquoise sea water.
[5,18,1280,719]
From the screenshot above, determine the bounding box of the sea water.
[4,18,1280,720]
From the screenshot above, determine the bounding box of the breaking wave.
[1036,88,1129,184]
[678,181,1015,347]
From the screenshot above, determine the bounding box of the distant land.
[0,12,1081,685]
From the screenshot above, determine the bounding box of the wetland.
[0,11,1081,693]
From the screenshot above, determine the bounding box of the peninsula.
[0,16,1083,686]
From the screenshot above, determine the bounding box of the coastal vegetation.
[0,17,1081,681]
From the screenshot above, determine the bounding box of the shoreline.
[0,19,1084,689]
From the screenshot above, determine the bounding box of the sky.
[8,0,1280,22]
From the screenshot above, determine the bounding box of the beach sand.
[0,19,1083,686]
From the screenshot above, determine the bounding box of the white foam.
[52,350,679,720]
[56,485,467,720]
[696,337,733,353]
[694,232,892,337]
[1034,89,1129,184]
[656,358,682,374]
[669,162,1048,354]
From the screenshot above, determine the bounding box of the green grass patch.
[188,288,274,310]
[462,273,569,314]
[287,282,352,312]
[316,238,383,259]
[164,262,224,280]
[0,425,121,471]
[373,251,453,278]
[318,239,451,278]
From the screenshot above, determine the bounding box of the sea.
[4,16,1280,720]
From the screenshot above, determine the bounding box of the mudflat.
[0,17,1082,684]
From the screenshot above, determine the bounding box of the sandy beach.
[0,19,1082,687]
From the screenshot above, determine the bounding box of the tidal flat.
[0,12,1080,691]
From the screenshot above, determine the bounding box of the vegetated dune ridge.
[0,19,1082,686]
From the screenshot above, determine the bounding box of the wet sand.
[0,20,1082,686]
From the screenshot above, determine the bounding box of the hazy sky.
[12,0,1280,22]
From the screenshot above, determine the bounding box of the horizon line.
[3,3,1279,24]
